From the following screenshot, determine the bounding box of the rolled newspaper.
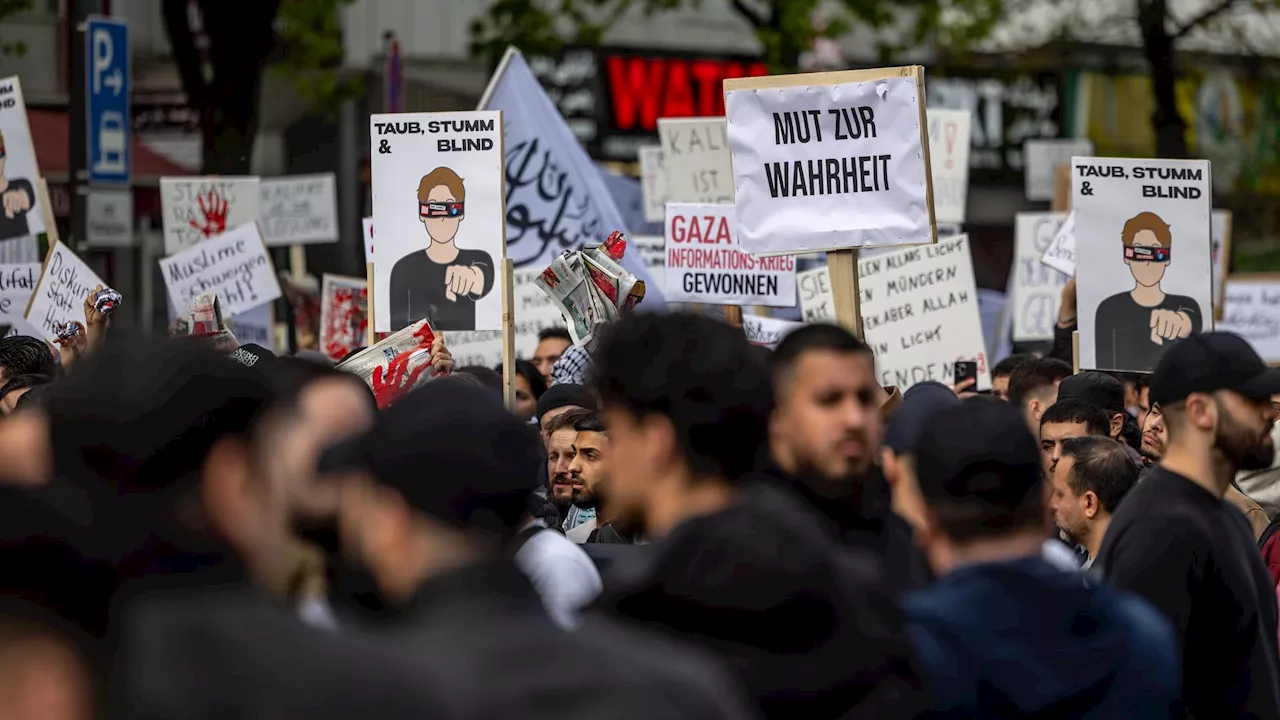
[535,230,645,350]
[336,318,438,408]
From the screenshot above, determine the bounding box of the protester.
[1056,371,1144,458]
[1139,402,1165,465]
[881,381,960,534]
[593,313,926,719]
[0,335,54,382]
[547,409,604,536]
[329,380,753,718]
[1238,395,1280,516]
[535,383,597,439]
[1007,357,1072,434]
[1039,399,1110,477]
[1050,436,1138,567]
[1097,332,1280,718]
[498,359,547,422]
[902,397,1180,718]
[543,408,585,517]
[990,353,1032,401]
[561,412,610,543]
[531,326,572,385]
[0,372,50,414]
[765,324,930,594]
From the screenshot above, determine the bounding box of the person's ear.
[1082,490,1100,519]
[1109,412,1124,439]
[640,413,680,477]
[201,436,257,553]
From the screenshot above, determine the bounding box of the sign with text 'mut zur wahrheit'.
[724,66,936,256]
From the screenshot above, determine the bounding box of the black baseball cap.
[536,383,597,422]
[1150,331,1280,406]
[914,396,1041,508]
[329,380,542,536]
[883,381,960,454]
[1057,371,1125,414]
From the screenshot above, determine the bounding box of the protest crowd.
[1,28,1280,720]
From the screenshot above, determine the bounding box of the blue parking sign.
[86,17,130,184]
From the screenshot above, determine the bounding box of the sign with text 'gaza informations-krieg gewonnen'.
[664,203,796,307]
[723,67,935,256]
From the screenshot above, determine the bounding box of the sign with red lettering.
[664,203,796,307]
[530,46,768,161]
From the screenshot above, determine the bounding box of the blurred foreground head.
[591,312,771,538]
[330,379,543,604]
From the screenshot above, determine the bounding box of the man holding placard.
[1075,158,1214,373]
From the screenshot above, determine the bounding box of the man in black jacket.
[329,379,752,720]
[593,313,925,720]
[764,323,930,595]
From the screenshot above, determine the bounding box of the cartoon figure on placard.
[388,167,494,331]
[1094,211,1203,371]
[0,132,35,239]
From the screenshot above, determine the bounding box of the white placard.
[860,235,989,391]
[927,109,971,225]
[0,76,45,241]
[1212,209,1231,313]
[158,222,283,318]
[664,203,796,307]
[1075,157,1213,372]
[361,216,375,264]
[631,234,665,290]
[1040,209,1076,277]
[3,315,44,339]
[658,118,733,205]
[25,242,106,342]
[371,111,504,333]
[1218,277,1280,363]
[743,314,804,348]
[85,190,134,247]
[228,303,274,350]
[798,267,835,323]
[0,262,40,325]
[638,145,668,223]
[1012,212,1069,342]
[724,70,933,256]
[426,268,569,368]
[319,274,368,362]
[161,176,262,254]
[259,173,339,246]
[1024,139,1094,201]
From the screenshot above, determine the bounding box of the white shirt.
[514,526,603,630]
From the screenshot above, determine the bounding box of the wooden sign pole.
[1052,163,1072,213]
[1072,330,1080,374]
[827,249,863,338]
[288,245,307,282]
[500,258,516,412]
[365,261,375,347]
[723,305,743,327]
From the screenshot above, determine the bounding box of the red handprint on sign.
[189,190,229,237]
[370,323,436,410]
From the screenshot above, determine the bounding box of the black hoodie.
[601,481,925,719]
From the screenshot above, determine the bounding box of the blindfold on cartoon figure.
[1123,246,1170,263]
[419,201,464,219]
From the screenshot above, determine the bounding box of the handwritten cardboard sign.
[161,176,262,254]
[1218,276,1280,363]
[1040,209,1076,277]
[24,242,106,342]
[638,145,668,223]
[0,262,40,324]
[659,118,734,207]
[743,314,803,348]
[1012,212,1069,341]
[158,222,282,318]
[260,173,339,246]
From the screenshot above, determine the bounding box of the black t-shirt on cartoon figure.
[388,166,495,332]
[0,131,36,241]
[1095,211,1202,373]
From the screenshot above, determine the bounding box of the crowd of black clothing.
[0,306,1278,719]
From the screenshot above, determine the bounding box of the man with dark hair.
[594,313,925,719]
[1007,357,1073,434]
[562,412,612,543]
[455,365,503,396]
[1051,436,1138,566]
[0,336,54,382]
[535,383,597,442]
[0,373,50,414]
[903,397,1180,717]
[881,381,960,533]
[331,380,751,718]
[532,327,572,385]
[1098,332,1280,718]
[1057,371,1145,459]
[1039,399,1110,477]
[991,353,1032,401]
[766,322,929,594]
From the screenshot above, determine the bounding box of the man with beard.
[1139,402,1166,465]
[330,380,753,719]
[766,324,929,594]
[544,407,595,532]
[1097,332,1280,719]
[594,314,925,719]
[561,413,616,543]
[1050,437,1137,568]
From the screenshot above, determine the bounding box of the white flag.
[478,47,666,308]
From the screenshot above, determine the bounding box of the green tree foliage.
[0,0,35,58]
[273,0,364,115]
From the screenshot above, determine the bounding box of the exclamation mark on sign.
[944,123,958,170]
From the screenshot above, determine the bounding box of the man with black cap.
[332,380,752,718]
[903,397,1180,717]
[764,323,930,595]
[594,313,925,719]
[536,383,597,441]
[1097,331,1280,719]
[1056,371,1144,461]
